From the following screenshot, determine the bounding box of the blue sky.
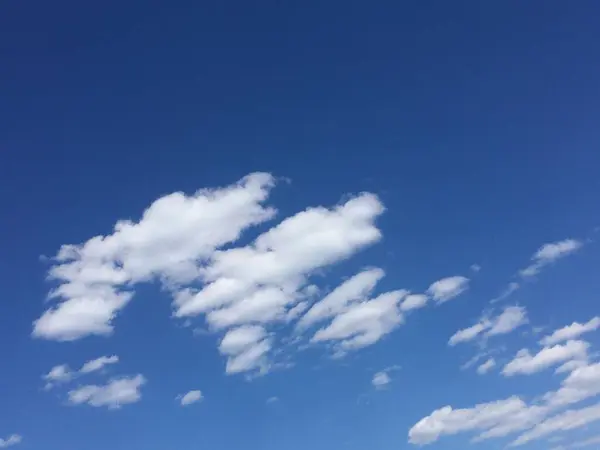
[2,1,600,449]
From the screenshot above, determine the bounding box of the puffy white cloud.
[409,360,600,446]
[502,340,589,376]
[68,375,145,409]
[427,276,469,303]
[400,294,429,312]
[520,239,583,278]
[408,396,542,445]
[225,339,272,375]
[449,306,528,346]
[541,317,600,346]
[311,290,405,351]
[34,173,277,341]
[298,268,384,329]
[487,306,528,336]
[477,358,496,375]
[0,435,22,448]
[179,390,203,406]
[80,355,119,374]
[512,402,600,446]
[218,325,272,374]
[544,362,600,407]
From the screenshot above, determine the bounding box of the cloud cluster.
[35,173,471,375]
[43,355,119,389]
[410,349,600,446]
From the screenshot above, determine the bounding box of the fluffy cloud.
[33,173,277,341]
[298,268,384,329]
[502,340,589,376]
[541,317,600,346]
[544,362,600,407]
[449,306,528,346]
[408,396,543,445]
[179,390,203,406]
[80,355,119,374]
[0,435,21,448]
[218,325,271,374]
[477,358,496,375]
[68,375,145,409]
[520,239,583,278]
[33,173,470,375]
[427,276,469,303]
[44,364,72,384]
[311,290,405,351]
[409,359,600,446]
[399,294,429,312]
[512,402,600,446]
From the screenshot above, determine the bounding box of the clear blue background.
[1,1,600,449]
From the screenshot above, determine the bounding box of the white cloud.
[520,239,583,278]
[0,435,22,448]
[541,317,600,346]
[544,362,600,407]
[400,294,429,312]
[511,402,600,446]
[68,375,145,409]
[179,390,203,406]
[409,361,600,446]
[449,320,491,346]
[372,371,391,388]
[470,264,481,272]
[408,396,544,445]
[311,290,405,351]
[449,306,528,346]
[371,366,400,389]
[502,340,589,376]
[44,364,72,383]
[427,276,469,303]
[33,173,277,341]
[486,306,528,336]
[225,339,272,375]
[80,355,119,374]
[298,268,384,329]
[477,358,496,375]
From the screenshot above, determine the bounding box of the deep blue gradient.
[1,1,600,449]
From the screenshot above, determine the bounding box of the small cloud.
[0,435,22,448]
[371,365,401,389]
[470,264,481,272]
[266,396,279,404]
[178,390,203,406]
[427,276,469,303]
[520,239,583,278]
[68,375,146,409]
[541,317,600,346]
[476,358,496,375]
[80,355,119,374]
